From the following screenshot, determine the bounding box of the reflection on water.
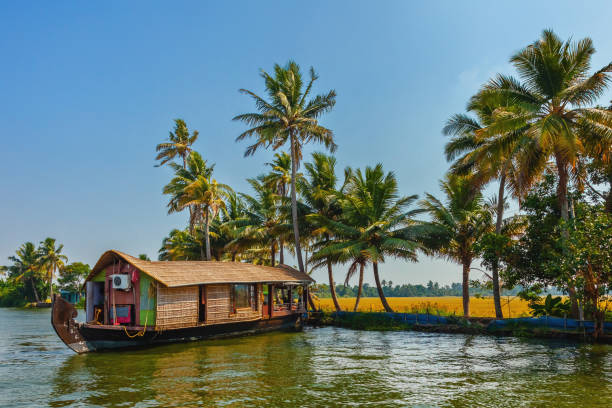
[1,308,611,407]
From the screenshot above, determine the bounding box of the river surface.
[1,308,611,407]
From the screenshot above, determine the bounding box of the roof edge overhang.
[84,250,315,289]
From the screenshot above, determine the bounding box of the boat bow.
[51,295,90,353]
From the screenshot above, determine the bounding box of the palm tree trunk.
[270,242,276,267]
[353,263,364,312]
[373,262,393,312]
[31,278,41,303]
[492,174,505,319]
[605,163,612,214]
[204,209,212,261]
[308,292,316,310]
[48,266,54,301]
[462,259,471,317]
[279,239,284,264]
[290,133,305,273]
[556,155,579,319]
[327,259,341,312]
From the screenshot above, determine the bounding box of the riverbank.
[309,311,612,344]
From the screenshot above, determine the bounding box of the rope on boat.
[122,281,155,339]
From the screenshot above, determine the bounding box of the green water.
[1,308,611,407]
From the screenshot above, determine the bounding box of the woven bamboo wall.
[206,284,261,324]
[156,285,198,330]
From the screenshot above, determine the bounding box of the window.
[232,284,258,311]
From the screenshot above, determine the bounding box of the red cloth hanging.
[131,269,139,284]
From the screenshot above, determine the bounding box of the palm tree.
[163,151,214,233]
[443,91,538,318]
[474,30,612,318]
[4,242,44,302]
[263,152,293,263]
[477,30,612,229]
[155,119,199,168]
[310,164,429,313]
[38,238,68,301]
[232,176,287,266]
[158,229,203,261]
[234,61,337,274]
[218,190,248,261]
[421,175,492,317]
[179,176,231,260]
[300,152,343,312]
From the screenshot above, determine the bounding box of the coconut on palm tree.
[310,164,429,313]
[421,174,492,317]
[234,61,337,274]
[38,238,68,301]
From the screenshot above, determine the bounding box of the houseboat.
[51,250,313,353]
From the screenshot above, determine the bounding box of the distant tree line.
[313,281,524,299]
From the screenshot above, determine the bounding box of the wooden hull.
[51,295,304,353]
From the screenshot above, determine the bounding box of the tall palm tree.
[234,61,337,274]
[310,164,429,313]
[179,176,231,261]
[421,175,492,317]
[475,30,612,318]
[38,238,68,301]
[443,91,537,318]
[163,151,214,233]
[300,152,343,312]
[263,152,293,263]
[4,242,44,302]
[477,30,612,229]
[155,119,199,168]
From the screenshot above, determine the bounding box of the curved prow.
[51,294,91,353]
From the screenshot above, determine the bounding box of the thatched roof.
[86,250,315,287]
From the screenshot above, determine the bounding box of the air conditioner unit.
[111,274,130,290]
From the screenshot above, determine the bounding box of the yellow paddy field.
[315,296,532,318]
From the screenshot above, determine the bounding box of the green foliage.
[57,262,90,293]
[529,295,570,317]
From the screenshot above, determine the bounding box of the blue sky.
[1,1,611,285]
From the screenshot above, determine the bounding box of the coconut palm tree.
[155,119,199,168]
[218,190,248,261]
[158,229,203,261]
[299,152,343,312]
[163,151,214,234]
[233,61,337,274]
[477,30,612,229]
[38,238,68,301]
[179,176,231,261]
[4,242,45,302]
[443,91,538,318]
[421,175,492,317]
[262,152,293,263]
[310,164,429,313]
[231,176,287,266]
